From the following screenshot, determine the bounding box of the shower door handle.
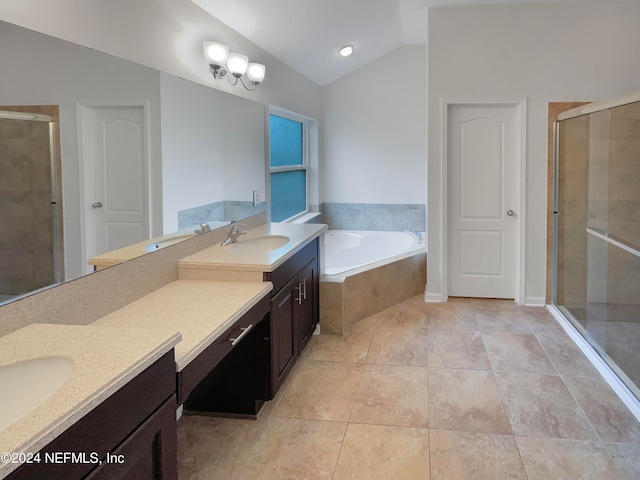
[92,202,103,208]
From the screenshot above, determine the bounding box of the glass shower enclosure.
[0,109,62,303]
[554,95,640,399]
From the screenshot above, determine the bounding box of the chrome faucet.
[221,223,247,246]
[193,222,211,234]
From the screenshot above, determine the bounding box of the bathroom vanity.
[178,222,326,399]
[0,221,325,479]
[0,325,180,480]
[266,238,319,396]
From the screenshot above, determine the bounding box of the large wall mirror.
[0,20,267,303]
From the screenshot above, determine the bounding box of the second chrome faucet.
[221,223,248,246]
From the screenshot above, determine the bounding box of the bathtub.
[319,230,427,335]
[322,230,425,279]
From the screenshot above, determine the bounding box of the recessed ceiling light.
[338,45,354,57]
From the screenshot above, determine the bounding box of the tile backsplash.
[178,201,266,230]
[320,202,426,232]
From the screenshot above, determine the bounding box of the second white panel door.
[447,104,521,299]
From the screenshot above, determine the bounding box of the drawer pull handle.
[229,324,253,346]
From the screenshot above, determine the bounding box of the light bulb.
[338,45,354,57]
[227,53,249,77]
[203,41,228,66]
[247,63,266,84]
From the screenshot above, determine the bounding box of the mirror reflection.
[0,20,267,303]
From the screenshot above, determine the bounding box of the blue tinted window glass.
[270,170,306,222]
[269,115,303,167]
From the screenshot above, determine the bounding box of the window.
[269,108,309,222]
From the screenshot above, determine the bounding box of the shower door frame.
[0,105,64,292]
[548,98,640,418]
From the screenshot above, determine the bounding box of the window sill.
[286,212,322,224]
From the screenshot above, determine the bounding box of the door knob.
[506,209,514,216]
[92,202,103,208]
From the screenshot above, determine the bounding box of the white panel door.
[447,104,520,298]
[89,106,148,256]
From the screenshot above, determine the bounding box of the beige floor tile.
[177,296,640,479]
[428,368,511,434]
[536,333,599,377]
[563,375,640,443]
[494,372,597,440]
[425,307,478,331]
[366,328,429,366]
[274,360,363,421]
[474,310,532,333]
[482,332,557,374]
[307,328,373,363]
[333,423,430,480]
[519,306,566,334]
[235,417,347,480]
[605,443,640,480]
[430,429,527,479]
[516,436,624,480]
[350,364,429,428]
[371,300,429,335]
[177,415,266,480]
[426,330,491,370]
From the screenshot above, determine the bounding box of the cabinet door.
[270,276,298,397]
[296,259,318,352]
[85,395,177,480]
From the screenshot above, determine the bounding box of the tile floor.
[177,296,640,479]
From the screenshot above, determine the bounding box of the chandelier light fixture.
[203,41,266,91]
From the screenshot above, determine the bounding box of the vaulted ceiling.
[190,0,604,86]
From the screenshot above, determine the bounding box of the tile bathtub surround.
[320,202,426,232]
[319,252,426,335]
[177,296,640,479]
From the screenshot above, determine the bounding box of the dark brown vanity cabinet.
[265,238,319,398]
[8,351,178,480]
[181,296,271,419]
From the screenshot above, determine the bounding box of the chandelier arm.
[239,76,256,91]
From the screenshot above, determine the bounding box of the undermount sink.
[0,356,74,432]
[231,235,290,255]
[143,234,195,252]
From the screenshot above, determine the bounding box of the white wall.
[221,93,266,204]
[160,73,225,233]
[322,46,427,204]
[427,3,640,304]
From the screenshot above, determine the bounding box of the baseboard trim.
[524,296,545,306]
[425,291,447,303]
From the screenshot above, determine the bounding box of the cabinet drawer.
[176,295,270,404]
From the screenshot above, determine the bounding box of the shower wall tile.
[320,202,426,232]
[1,119,56,296]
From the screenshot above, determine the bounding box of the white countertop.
[86,223,230,269]
[0,324,180,478]
[178,222,327,272]
[90,280,272,371]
